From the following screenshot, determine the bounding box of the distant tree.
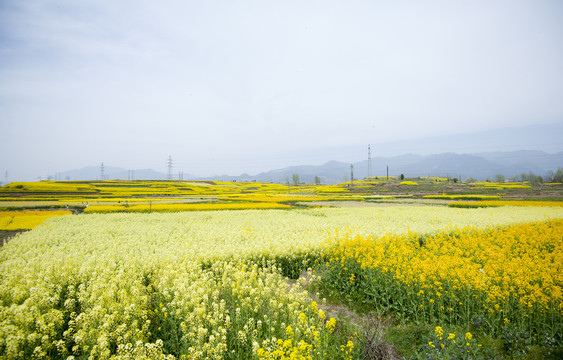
[465,178,476,183]
[554,168,563,183]
[520,171,543,185]
[530,172,543,185]
[314,176,321,185]
[292,174,300,186]
[495,174,505,183]
[453,178,458,183]
[400,174,405,180]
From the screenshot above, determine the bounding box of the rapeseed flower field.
[2,179,563,358]
[0,210,71,230]
[1,205,562,358]
[318,219,563,355]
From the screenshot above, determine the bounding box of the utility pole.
[350,164,354,187]
[100,163,105,181]
[167,156,173,180]
[367,144,372,179]
[386,165,389,180]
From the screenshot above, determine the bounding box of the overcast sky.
[1,0,562,181]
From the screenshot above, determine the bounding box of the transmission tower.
[167,156,173,180]
[350,164,354,187]
[100,163,105,181]
[367,144,372,179]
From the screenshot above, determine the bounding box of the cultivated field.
[0,179,562,359]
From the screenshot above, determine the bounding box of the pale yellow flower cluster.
[0,246,337,359]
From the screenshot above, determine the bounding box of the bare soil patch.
[0,230,29,246]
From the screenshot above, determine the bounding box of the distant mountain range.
[58,150,562,184]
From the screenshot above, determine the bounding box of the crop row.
[83,202,292,214]
[423,195,500,200]
[448,200,563,208]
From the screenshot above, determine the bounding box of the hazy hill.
[209,150,563,183]
[55,150,562,184]
[477,150,563,173]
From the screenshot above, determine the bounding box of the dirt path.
[286,270,402,359]
[0,230,29,246]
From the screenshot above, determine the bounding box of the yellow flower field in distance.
[423,194,500,200]
[83,202,291,213]
[470,182,532,190]
[400,181,419,186]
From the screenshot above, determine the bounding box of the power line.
[367,144,372,178]
[167,156,173,180]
